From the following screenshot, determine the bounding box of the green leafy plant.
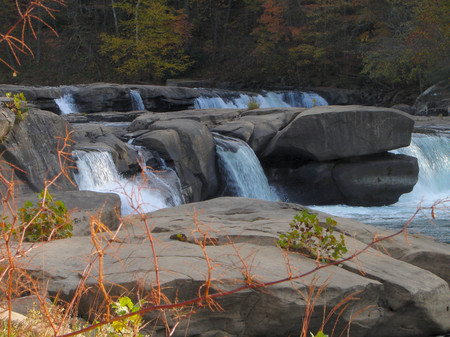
[106,296,145,337]
[17,190,73,242]
[5,92,28,123]
[311,331,328,337]
[278,210,347,261]
[247,97,260,110]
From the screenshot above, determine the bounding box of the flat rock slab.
[263,105,415,161]
[20,197,450,337]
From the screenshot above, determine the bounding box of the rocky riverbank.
[18,196,450,337]
[0,83,449,336]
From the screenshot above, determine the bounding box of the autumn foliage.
[0,0,448,90]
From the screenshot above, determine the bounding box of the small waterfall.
[281,92,328,108]
[214,134,279,201]
[55,93,78,114]
[395,133,450,199]
[73,150,171,215]
[136,147,184,207]
[312,133,450,243]
[193,90,327,109]
[130,90,145,110]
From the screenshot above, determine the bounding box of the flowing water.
[55,93,78,114]
[194,91,328,109]
[73,150,183,215]
[311,133,450,243]
[130,90,145,110]
[214,134,279,201]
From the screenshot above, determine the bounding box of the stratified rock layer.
[22,197,450,337]
[263,105,414,161]
[0,108,76,194]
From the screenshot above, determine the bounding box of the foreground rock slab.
[21,197,450,337]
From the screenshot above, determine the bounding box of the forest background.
[0,0,449,100]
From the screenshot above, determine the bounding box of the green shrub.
[18,190,73,242]
[278,210,347,261]
[5,92,28,123]
[95,296,146,337]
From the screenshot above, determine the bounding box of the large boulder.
[21,197,450,337]
[413,81,450,116]
[263,105,415,161]
[268,153,419,206]
[332,153,418,205]
[239,108,302,154]
[211,120,255,143]
[0,108,77,195]
[72,123,140,175]
[133,119,218,201]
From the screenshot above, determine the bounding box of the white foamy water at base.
[73,150,174,215]
[311,133,450,243]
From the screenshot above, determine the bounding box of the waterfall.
[130,90,145,110]
[311,133,450,243]
[214,134,279,201]
[395,133,450,198]
[193,90,327,109]
[281,92,328,108]
[73,150,175,215]
[55,93,78,114]
[136,147,184,207]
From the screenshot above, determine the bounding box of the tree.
[251,0,364,86]
[359,0,449,89]
[100,0,193,82]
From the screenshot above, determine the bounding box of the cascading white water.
[281,92,328,108]
[55,93,78,114]
[312,133,450,243]
[130,90,145,110]
[136,147,184,207]
[73,150,173,215]
[214,134,279,201]
[193,91,327,109]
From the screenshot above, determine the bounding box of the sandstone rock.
[0,83,202,114]
[129,109,241,130]
[72,83,200,113]
[211,120,255,143]
[0,101,15,141]
[8,295,53,316]
[0,85,64,113]
[263,105,415,161]
[72,124,140,175]
[332,153,418,206]
[268,153,418,206]
[0,309,27,324]
[134,119,218,201]
[16,190,121,236]
[68,111,144,123]
[240,108,302,154]
[0,108,77,194]
[135,129,197,202]
[21,197,450,337]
